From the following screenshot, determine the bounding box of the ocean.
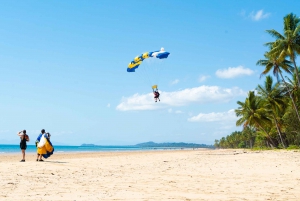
[0,144,170,154]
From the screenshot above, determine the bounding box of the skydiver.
[153,89,160,102]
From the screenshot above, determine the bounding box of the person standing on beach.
[35,129,45,161]
[17,130,29,162]
[36,131,54,160]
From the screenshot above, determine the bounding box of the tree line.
[214,13,300,149]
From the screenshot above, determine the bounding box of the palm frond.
[266,29,285,40]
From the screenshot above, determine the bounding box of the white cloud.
[216,65,254,78]
[188,109,237,122]
[198,75,210,82]
[171,79,179,85]
[116,86,246,111]
[250,10,270,21]
[168,108,173,113]
[107,103,111,108]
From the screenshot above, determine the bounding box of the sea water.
[0,144,157,154]
[0,144,174,154]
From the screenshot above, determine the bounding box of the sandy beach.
[0,149,300,201]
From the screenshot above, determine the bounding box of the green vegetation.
[287,145,300,150]
[215,13,300,149]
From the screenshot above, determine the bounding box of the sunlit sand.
[1,149,299,200]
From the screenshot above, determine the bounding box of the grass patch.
[287,145,300,150]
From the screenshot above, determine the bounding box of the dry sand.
[0,149,300,201]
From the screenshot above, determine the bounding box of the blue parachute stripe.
[127,65,139,72]
[156,52,170,59]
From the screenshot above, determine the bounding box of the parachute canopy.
[127,47,170,72]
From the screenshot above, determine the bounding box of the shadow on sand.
[44,161,68,164]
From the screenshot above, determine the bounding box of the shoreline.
[0,144,212,154]
[0,148,211,158]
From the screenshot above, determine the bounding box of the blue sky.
[0,1,299,145]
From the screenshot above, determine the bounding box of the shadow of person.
[44,161,68,163]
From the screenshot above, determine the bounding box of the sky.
[0,1,299,145]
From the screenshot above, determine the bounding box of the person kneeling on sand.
[17,130,30,162]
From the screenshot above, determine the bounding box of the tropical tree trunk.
[292,56,300,87]
[272,113,286,148]
[249,138,253,149]
[279,72,300,123]
[256,121,276,148]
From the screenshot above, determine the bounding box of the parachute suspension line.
[154,60,165,89]
[151,57,167,89]
[141,61,154,89]
[144,57,161,90]
[138,63,152,88]
[136,68,147,86]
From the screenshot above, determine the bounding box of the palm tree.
[256,52,300,123]
[256,76,287,147]
[219,137,226,148]
[265,13,300,86]
[257,51,293,81]
[284,67,300,102]
[235,91,276,147]
[242,126,256,148]
[214,140,220,148]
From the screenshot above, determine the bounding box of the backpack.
[25,134,29,141]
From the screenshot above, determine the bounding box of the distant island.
[81,142,214,148]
